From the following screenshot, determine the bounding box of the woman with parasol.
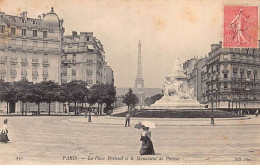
[135,121,155,155]
[0,119,9,143]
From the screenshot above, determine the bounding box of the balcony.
[21,70,27,76]
[20,58,28,66]
[32,71,38,76]
[10,57,18,64]
[10,70,17,75]
[32,59,39,64]
[0,56,7,64]
[42,60,49,66]
[0,43,7,50]
[42,72,48,77]
[0,69,6,74]
[64,47,87,54]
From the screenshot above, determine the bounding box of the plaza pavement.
[0,107,259,165]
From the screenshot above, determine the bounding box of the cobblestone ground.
[0,115,259,165]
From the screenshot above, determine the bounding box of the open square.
[0,115,259,164]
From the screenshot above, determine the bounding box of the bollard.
[211,117,215,124]
[88,112,92,122]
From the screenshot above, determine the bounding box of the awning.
[87,45,94,50]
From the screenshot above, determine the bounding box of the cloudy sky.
[0,0,257,88]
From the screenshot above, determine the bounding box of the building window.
[33,30,37,37]
[224,83,228,89]
[22,29,26,36]
[43,31,47,38]
[22,40,26,48]
[87,37,89,41]
[43,42,48,48]
[33,41,38,49]
[72,69,76,76]
[11,27,16,35]
[224,74,228,78]
[233,68,238,74]
[0,25,5,33]
[73,54,76,62]
[43,66,48,75]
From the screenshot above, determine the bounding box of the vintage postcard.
[0,0,260,165]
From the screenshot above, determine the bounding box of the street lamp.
[87,94,92,122]
[211,95,215,125]
[238,94,241,115]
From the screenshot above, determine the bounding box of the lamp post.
[87,94,92,122]
[238,94,241,115]
[211,95,215,125]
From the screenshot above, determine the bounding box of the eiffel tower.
[134,40,145,106]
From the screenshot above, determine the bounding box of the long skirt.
[140,136,155,155]
[0,131,9,143]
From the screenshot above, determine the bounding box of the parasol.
[134,121,156,129]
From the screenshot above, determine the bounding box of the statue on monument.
[161,58,195,100]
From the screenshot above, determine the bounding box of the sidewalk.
[65,115,260,126]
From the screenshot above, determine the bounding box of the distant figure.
[256,110,259,117]
[140,127,155,155]
[125,112,131,127]
[0,119,9,143]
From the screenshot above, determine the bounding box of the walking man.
[125,112,131,127]
[256,110,259,117]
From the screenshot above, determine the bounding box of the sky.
[0,0,258,88]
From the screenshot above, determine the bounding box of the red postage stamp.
[223,5,258,48]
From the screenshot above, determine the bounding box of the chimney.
[219,41,222,48]
[42,13,46,19]
[72,31,77,38]
[20,11,27,20]
[211,44,219,51]
[38,15,41,20]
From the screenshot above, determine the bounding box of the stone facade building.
[0,8,64,84]
[0,8,114,113]
[105,65,114,85]
[0,8,64,113]
[62,31,108,85]
[185,41,260,110]
[207,41,260,110]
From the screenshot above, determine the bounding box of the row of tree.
[0,79,116,115]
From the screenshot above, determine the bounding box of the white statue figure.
[152,58,204,109]
[161,58,195,100]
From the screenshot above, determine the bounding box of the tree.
[0,82,18,113]
[57,83,69,113]
[32,82,45,115]
[0,81,12,114]
[40,81,60,115]
[145,94,163,106]
[66,80,89,115]
[89,84,116,115]
[122,88,139,110]
[14,80,34,115]
[102,84,116,113]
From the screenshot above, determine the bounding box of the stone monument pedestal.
[151,97,205,109]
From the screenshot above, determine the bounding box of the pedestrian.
[0,119,9,143]
[140,126,155,155]
[125,112,131,127]
[256,110,259,117]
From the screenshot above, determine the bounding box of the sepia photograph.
[0,0,259,165]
